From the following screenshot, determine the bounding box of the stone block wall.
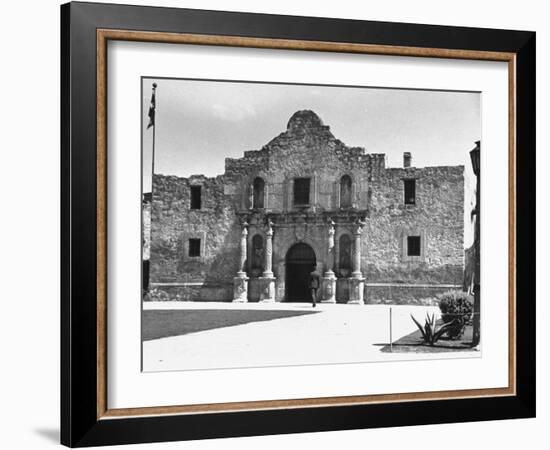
[365,285,456,305]
[142,199,151,261]
[223,111,387,214]
[149,174,241,299]
[363,165,464,288]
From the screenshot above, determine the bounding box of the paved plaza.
[142,302,478,372]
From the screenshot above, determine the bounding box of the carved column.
[348,220,365,304]
[327,220,335,274]
[352,222,363,276]
[321,219,336,303]
[263,220,274,277]
[260,219,276,302]
[233,221,249,302]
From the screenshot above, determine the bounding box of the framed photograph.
[61,1,535,447]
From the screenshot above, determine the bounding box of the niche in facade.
[340,175,352,208]
[339,234,352,276]
[250,234,264,276]
[253,177,265,209]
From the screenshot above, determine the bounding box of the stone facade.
[147,110,464,304]
[142,193,151,261]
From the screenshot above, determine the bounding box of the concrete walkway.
[142,302,478,372]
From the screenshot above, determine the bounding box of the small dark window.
[253,177,265,208]
[294,178,311,205]
[188,238,201,257]
[407,236,421,256]
[190,186,202,209]
[404,179,416,205]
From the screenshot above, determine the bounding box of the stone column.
[263,219,274,277]
[327,219,335,274]
[260,219,276,302]
[321,219,336,303]
[233,221,249,302]
[348,220,365,304]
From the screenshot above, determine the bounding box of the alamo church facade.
[145,110,465,304]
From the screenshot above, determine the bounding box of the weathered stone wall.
[149,174,242,300]
[225,110,386,213]
[364,165,464,289]
[365,285,457,305]
[142,199,151,261]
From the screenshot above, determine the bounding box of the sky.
[142,77,480,246]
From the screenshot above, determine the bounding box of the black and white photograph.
[0,0,543,447]
[141,78,482,372]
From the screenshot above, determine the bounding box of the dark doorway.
[142,259,150,292]
[285,243,316,301]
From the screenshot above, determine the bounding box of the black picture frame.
[61,1,535,447]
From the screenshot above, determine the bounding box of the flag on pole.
[147,83,157,129]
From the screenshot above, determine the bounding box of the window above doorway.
[293,177,311,206]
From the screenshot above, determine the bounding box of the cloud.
[211,103,256,122]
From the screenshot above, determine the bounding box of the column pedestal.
[259,275,276,303]
[321,271,337,303]
[232,273,249,303]
[347,276,365,304]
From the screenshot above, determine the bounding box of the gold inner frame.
[96,29,517,420]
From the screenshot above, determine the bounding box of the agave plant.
[410,313,457,346]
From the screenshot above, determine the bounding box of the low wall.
[365,283,461,306]
[146,283,233,302]
[145,281,462,304]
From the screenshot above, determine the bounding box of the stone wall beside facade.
[365,165,464,284]
[142,195,151,261]
[149,174,242,301]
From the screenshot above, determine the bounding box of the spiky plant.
[410,313,457,346]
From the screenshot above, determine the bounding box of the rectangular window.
[404,179,416,205]
[190,185,202,209]
[293,178,311,205]
[188,238,201,257]
[407,236,421,256]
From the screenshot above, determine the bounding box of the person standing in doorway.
[309,265,320,307]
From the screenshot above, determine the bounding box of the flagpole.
[150,82,157,182]
[144,82,157,297]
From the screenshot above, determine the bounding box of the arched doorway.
[285,243,316,301]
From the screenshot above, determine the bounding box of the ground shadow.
[33,428,59,443]
[143,309,319,341]
[380,324,475,353]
